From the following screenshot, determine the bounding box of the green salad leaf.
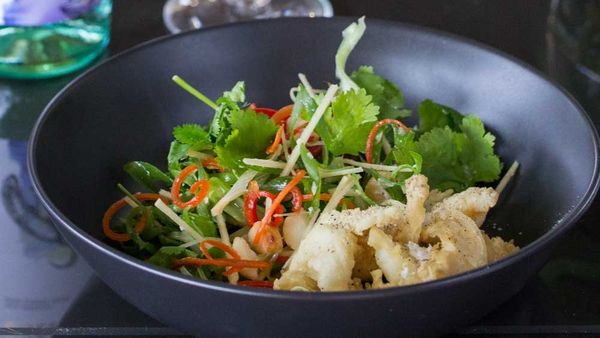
[417,99,464,134]
[415,114,502,191]
[208,81,246,143]
[215,108,278,170]
[222,81,246,102]
[173,124,212,151]
[319,88,379,156]
[351,66,410,119]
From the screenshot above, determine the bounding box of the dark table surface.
[1,0,599,336]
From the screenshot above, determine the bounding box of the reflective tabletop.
[1,0,599,336]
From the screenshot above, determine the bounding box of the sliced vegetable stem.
[298,73,316,98]
[154,198,205,242]
[117,183,143,207]
[319,166,363,178]
[282,85,338,176]
[172,75,218,110]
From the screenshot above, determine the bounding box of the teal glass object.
[0,0,111,79]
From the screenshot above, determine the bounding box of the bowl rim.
[28,16,600,300]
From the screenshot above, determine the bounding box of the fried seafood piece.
[274,222,358,291]
[367,227,420,285]
[420,209,488,275]
[316,204,406,236]
[432,187,498,227]
[275,204,409,291]
[404,175,429,243]
[352,234,379,280]
[368,209,488,286]
[483,233,519,263]
[273,270,319,291]
[276,174,516,291]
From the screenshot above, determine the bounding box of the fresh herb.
[319,88,379,156]
[173,124,212,151]
[351,66,410,119]
[417,99,464,134]
[215,108,278,170]
[415,114,502,191]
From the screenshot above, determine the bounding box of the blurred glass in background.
[547,0,600,114]
[0,0,111,79]
[163,0,333,33]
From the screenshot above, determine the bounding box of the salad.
[102,18,519,291]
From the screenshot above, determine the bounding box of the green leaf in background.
[173,124,212,151]
[215,108,278,170]
[415,126,463,191]
[208,104,231,143]
[351,65,410,119]
[415,115,502,191]
[458,115,503,183]
[320,88,379,156]
[417,99,464,134]
[208,81,246,143]
[222,81,245,103]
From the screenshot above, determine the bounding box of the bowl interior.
[32,18,598,258]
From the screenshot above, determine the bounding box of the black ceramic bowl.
[29,18,600,337]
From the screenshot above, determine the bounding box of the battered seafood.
[275,175,518,291]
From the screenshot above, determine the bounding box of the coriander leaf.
[173,124,212,150]
[390,130,423,177]
[208,82,246,143]
[351,65,409,119]
[208,104,231,143]
[222,81,245,103]
[415,126,465,191]
[391,131,418,166]
[417,99,464,134]
[335,17,366,91]
[459,115,502,183]
[415,115,502,191]
[215,108,278,170]
[320,88,379,156]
